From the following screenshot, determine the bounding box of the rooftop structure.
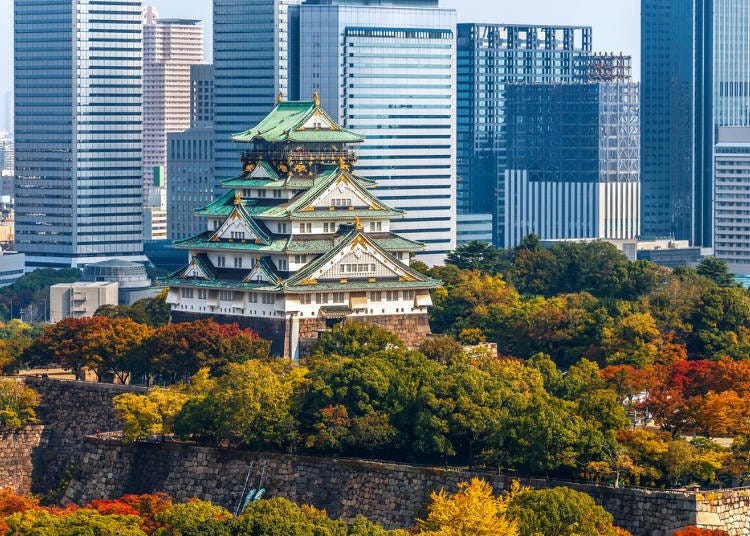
[166,96,441,359]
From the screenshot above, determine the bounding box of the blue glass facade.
[213,0,300,189]
[14,0,145,268]
[295,0,457,265]
[456,24,592,246]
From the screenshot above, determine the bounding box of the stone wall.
[63,437,750,536]
[0,425,43,494]
[21,377,147,494]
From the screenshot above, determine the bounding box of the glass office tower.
[456,24,592,246]
[14,0,145,268]
[213,0,301,190]
[295,0,457,265]
[641,0,750,249]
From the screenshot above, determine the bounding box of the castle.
[165,93,441,358]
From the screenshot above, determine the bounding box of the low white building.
[50,281,119,323]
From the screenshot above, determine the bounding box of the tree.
[696,257,735,287]
[446,241,503,273]
[417,478,519,536]
[0,268,81,322]
[310,322,403,358]
[113,388,189,443]
[507,486,627,536]
[418,335,465,366]
[0,379,40,428]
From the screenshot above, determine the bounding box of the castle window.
[369,221,382,232]
[262,293,275,304]
[386,290,399,301]
[299,223,312,234]
[273,189,282,198]
[294,255,306,264]
[370,291,382,302]
[234,257,243,268]
[300,294,312,304]
[323,222,337,233]
[340,263,376,274]
[278,223,288,234]
[257,189,266,198]
[331,198,351,208]
[333,292,346,303]
[316,292,329,304]
[248,292,258,303]
[180,288,194,298]
[217,255,226,267]
[219,290,233,301]
[403,290,415,300]
[230,231,245,240]
[197,289,207,299]
[278,258,288,270]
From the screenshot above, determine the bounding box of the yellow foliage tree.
[417,478,519,536]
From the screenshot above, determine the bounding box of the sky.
[0,0,640,121]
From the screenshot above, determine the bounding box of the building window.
[323,222,337,233]
[219,290,232,301]
[217,256,226,267]
[213,220,220,230]
[234,257,243,268]
[197,289,207,299]
[299,223,312,234]
[257,189,266,198]
[180,288,194,298]
[294,255,306,264]
[331,198,351,208]
[370,291,382,302]
[316,292,329,304]
[273,189,282,198]
[230,231,245,240]
[278,258,288,270]
[300,294,312,304]
[369,221,382,232]
[248,292,258,303]
[386,290,399,301]
[340,263,376,274]
[333,292,345,303]
[403,290,415,300]
[262,293,275,304]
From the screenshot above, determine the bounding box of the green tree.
[113,388,189,443]
[508,486,625,536]
[697,257,735,287]
[418,335,465,366]
[446,241,502,272]
[310,322,403,358]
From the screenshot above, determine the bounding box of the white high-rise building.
[143,7,204,195]
[14,0,145,268]
[294,0,457,266]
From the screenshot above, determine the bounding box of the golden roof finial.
[277,90,283,103]
[234,191,242,206]
[338,155,349,170]
[354,216,363,231]
[313,89,320,107]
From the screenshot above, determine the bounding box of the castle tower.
[165,94,441,359]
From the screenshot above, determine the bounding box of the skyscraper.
[294,0,457,265]
[143,7,204,194]
[167,64,214,241]
[503,80,640,247]
[213,0,300,190]
[457,24,592,246]
[14,0,145,268]
[641,0,750,249]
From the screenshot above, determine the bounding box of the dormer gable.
[245,160,279,180]
[242,257,282,285]
[286,229,429,288]
[209,202,271,245]
[172,254,215,280]
[290,169,397,215]
[300,109,338,131]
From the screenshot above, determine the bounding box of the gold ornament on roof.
[234,191,242,206]
[277,90,283,103]
[338,156,350,171]
[354,216,363,231]
[313,89,320,107]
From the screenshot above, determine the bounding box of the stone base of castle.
[170,311,432,359]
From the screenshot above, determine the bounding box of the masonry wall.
[21,377,147,494]
[0,425,43,494]
[62,437,750,536]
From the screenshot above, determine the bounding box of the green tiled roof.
[173,232,423,254]
[285,227,439,289]
[231,101,365,144]
[163,276,434,293]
